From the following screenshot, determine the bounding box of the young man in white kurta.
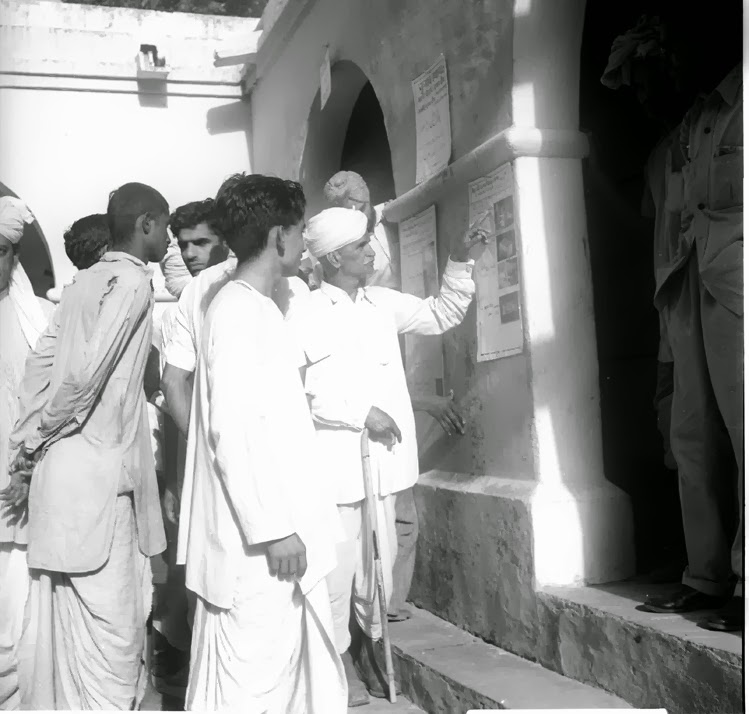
[177,175,345,712]
[288,206,486,699]
[8,184,170,710]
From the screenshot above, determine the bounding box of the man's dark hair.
[63,214,111,270]
[107,182,168,247]
[169,199,223,241]
[214,174,306,263]
[216,172,250,201]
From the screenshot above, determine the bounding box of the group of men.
[0,169,488,711]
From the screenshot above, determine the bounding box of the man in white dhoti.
[6,183,169,710]
[155,180,311,697]
[288,206,487,705]
[178,174,345,712]
[323,171,468,625]
[0,196,54,710]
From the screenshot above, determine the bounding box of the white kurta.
[178,280,344,712]
[288,258,476,505]
[162,256,309,375]
[11,253,165,711]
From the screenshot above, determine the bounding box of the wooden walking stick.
[360,428,397,704]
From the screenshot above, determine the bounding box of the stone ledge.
[389,605,631,712]
[536,582,743,714]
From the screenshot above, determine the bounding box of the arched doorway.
[579,0,742,576]
[299,60,395,217]
[339,82,395,206]
[0,182,55,296]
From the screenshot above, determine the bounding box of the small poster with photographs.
[468,162,523,362]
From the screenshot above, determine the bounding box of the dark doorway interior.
[339,82,395,205]
[579,1,742,576]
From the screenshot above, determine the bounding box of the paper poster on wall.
[399,205,445,398]
[320,47,331,109]
[468,163,523,362]
[412,55,451,185]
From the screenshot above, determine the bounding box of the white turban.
[305,207,368,259]
[0,196,35,245]
[0,196,48,349]
[323,171,370,207]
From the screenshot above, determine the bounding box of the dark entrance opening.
[339,82,395,206]
[579,0,742,576]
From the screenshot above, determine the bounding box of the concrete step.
[140,674,428,712]
[536,581,743,714]
[388,606,631,712]
[359,697,426,713]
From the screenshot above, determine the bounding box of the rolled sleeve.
[370,257,475,336]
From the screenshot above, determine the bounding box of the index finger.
[468,209,492,233]
[267,555,280,576]
[466,230,489,249]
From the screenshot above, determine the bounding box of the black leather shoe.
[698,597,744,632]
[638,585,728,614]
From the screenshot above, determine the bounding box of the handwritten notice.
[399,206,444,397]
[468,164,523,362]
[320,47,331,109]
[412,55,451,185]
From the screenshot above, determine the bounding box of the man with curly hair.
[63,214,111,271]
[179,174,345,711]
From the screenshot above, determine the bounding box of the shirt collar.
[319,280,373,305]
[715,64,742,106]
[100,251,152,273]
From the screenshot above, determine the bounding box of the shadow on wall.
[206,99,254,172]
[0,182,55,295]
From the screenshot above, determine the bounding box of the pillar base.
[530,480,635,587]
[411,470,635,661]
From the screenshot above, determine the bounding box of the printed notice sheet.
[320,47,331,109]
[412,55,451,185]
[399,205,444,397]
[468,163,523,362]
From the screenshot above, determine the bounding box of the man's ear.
[327,250,341,270]
[273,226,285,257]
[138,213,151,236]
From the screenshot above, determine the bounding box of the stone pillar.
[385,0,635,659]
[512,0,634,585]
